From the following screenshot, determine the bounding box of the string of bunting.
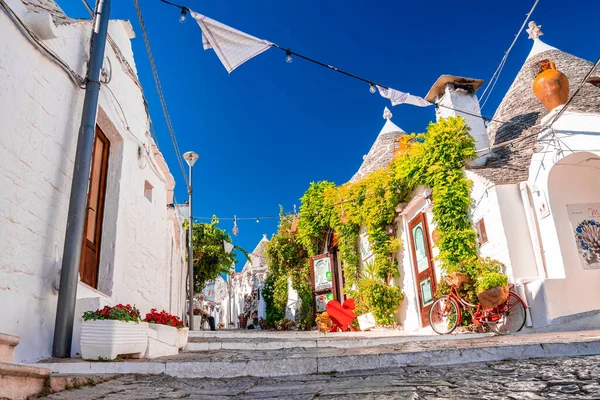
[156,0,558,137]
[159,1,432,108]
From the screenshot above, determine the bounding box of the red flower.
[143,309,184,328]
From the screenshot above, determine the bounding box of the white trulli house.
[348,25,600,331]
[223,235,269,328]
[0,0,188,362]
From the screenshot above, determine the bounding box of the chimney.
[426,76,490,167]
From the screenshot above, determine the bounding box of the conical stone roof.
[350,107,405,182]
[242,234,268,272]
[472,40,600,184]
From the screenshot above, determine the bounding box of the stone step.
[46,373,119,393]
[0,333,20,363]
[188,329,423,340]
[29,330,600,380]
[185,332,492,351]
[0,361,51,400]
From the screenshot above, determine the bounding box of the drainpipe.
[52,0,111,358]
[517,182,547,328]
[519,183,547,279]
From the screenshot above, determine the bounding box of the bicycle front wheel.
[487,292,527,335]
[429,296,459,335]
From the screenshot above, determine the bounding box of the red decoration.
[325,298,357,332]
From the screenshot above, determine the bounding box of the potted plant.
[144,309,185,348]
[81,304,147,360]
[258,318,268,330]
[476,272,509,309]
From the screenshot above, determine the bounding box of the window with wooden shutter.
[475,218,488,245]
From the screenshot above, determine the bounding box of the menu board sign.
[315,293,334,313]
[313,256,333,291]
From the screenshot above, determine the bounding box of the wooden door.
[79,127,110,288]
[408,213,437,326]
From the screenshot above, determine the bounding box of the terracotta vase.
[533,60,569,110]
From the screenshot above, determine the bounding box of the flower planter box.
[80,320,148,360]
[177,327,189,349]
[148,323,178,347]
[477,285,509,309]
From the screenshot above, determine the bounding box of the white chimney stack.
[426,76,490,167]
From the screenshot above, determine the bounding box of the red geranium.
[144,309,184,329]
[82,304,141,323]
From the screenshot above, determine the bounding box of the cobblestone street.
[44,355,600,399]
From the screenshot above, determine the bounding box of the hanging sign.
[567,203,600,269]
[532,189,550,219]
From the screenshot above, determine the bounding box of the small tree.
[183,217,248,294]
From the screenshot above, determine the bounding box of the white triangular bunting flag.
[191,11,273,73]
[377,86,431,107]
[223,241,234,254]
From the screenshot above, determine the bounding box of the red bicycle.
[429,283,527,335]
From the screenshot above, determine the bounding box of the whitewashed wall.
[526,111,600,320]
[468,172,513,269]
[0,2,186,362]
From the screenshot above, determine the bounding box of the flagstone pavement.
[42,355,600,399]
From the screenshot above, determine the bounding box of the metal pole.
[52,0,111,358]
[228,274,233,328]
[188,164,195,330]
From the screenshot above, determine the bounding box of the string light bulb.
[179,8,187,23]
[369,83,376,94]
[256,218,260,223]
[286,50,293,64]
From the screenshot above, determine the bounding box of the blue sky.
[60,0,599,271]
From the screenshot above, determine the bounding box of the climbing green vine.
[265,116,505,328]
[264,212,314,329]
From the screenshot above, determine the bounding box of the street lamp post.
[183,151,199,330]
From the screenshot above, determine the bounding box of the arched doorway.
[548,152,600,273]
[544,152,600,317]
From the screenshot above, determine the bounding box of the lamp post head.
[183,151,199,167]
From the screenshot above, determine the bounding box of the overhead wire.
[155,0,555,151]
[134,0,189,186]
[479,0,540,109]
[78,0,170,185]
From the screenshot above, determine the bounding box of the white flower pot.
[80,320,148,360]
[148,323,178,347]
[193,315,203,330]
[177,327,189,349]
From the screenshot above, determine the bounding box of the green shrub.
[476,272,508,293]
[355,278,403,325]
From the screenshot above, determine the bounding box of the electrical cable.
[0,0,85,87]
[134,0,189,186]
[479,0,540,109]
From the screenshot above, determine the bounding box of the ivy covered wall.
[263,117,505,328]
